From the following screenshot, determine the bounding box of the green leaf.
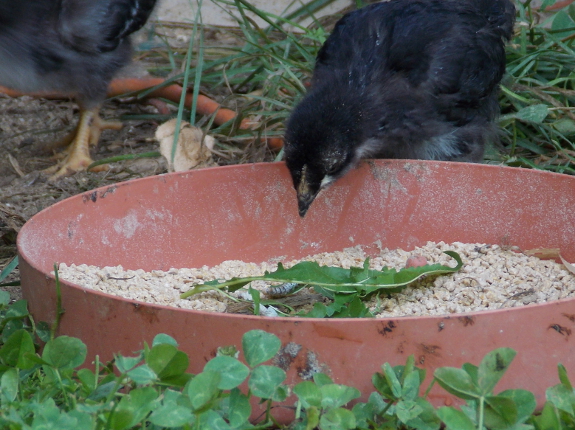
[115,354,143,373]
[77,368,97,393]
[546,384,575,415]
[477,348,516,395]
[248,365,286,399]
[402,368,422,400]
[183,252,463,300]
[146,343,189,380]
[204,356,249,390]
[127,364,158,385]
[383,362,403,399]
[300,302,330,318]
[396,399,423,425]
[0,329,36,369]
[42,336,87,369]
[274,384,289,402]
[367,391,387,414]
[67,410,95,430]
[249,286,261,315]
[112,386,158,430]
[532,402,560,430]
[352,402,377,429]
[313,372,334,386]
[5,300,28,320]
[242,330,281,367]
[87,381,116,402]
[152,333,178,347]
[498,389,536,424]
[558,363,573,390]
[1,320,23,343]
[294,381,323,408]
[36,321,51,343]
[228,388,251,427]
[319,407,356,430]
[108,408,133,430]
[320,384,361,409]
[338,294,373,318]
[0,256,18,284]
[372,372,394,400]
[553,119,575,136]
[437,406,476,430]
[402,355,416,382]
[149,389,194,427]
[197,409,232,430]
[349,258,371,283]
[540,0,557,10]
[186,371,221,410]
[514,104,549,124]
[30,400,93,430]
[409,398,442,430]
[483,395,518,429]
[0,368,18,404]
[434,368,479,400]
[552,10,575,37]
[0,291,9,307]
[462,363,478,384]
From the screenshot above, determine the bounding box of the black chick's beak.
[297,190,318,217]
[296,166,321,217]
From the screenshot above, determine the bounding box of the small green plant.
[434,349,537,430]
[497,0,575,173]
[0,298,288,429]
[0,256,19,287]
[180,252,463,318]
[1,295,575,429]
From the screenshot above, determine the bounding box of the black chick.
[0,0,157,178]
[284,0,515,217]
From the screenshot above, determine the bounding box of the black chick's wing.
[58,0,157,54]
[385,0,515,128]
[311,0,515,150]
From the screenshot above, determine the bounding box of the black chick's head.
[284,82,369,217]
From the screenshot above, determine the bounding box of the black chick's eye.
[324,158,342,176]
[327,164,340,175]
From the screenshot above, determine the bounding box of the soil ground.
[0,66,273,303]
[0,92,167,300]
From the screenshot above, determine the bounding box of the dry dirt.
[0,82,270,302]
[0,93,167,299]
[0,23,283,303]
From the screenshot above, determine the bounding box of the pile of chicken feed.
[56,241,575,317]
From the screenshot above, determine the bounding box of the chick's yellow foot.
[44,108,122,180]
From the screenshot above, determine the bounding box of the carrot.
[0,77,284,149]
[266,137,284,150]
[544,0,575,10]
[107,77,249,128]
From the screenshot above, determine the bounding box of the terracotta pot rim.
[18,159,575,323]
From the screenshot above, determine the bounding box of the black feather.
[284,0,515,217]
[0,0,157,108]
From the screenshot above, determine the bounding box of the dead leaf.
[156,119,216,172]
[8,154,25,177]
[560,254,575,275]
[523,248,561,259]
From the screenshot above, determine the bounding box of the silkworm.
[267,282,299,298]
